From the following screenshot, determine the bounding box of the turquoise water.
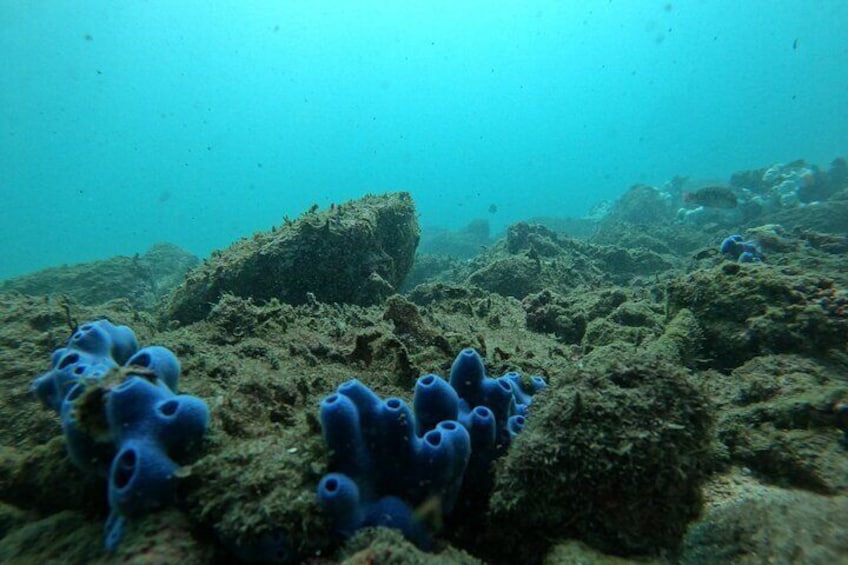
[1,1,845,279]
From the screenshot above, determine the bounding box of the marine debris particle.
[682,186,738,209]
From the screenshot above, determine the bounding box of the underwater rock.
[667,262,848,370]
[0,243,198,310]
[487,359,713,559]
[682,487,848,564]
[164,192,419,325]
[467,255,544,299]
[709,354,848,494]
[182,433,330,564]
[605,184,676,225]
[464,223,603,298]
[753,199,848,234]
[418,219,492,259]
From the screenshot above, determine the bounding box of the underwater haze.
[1,0,846,279]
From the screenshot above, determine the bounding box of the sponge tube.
[317,473,364,537]
[126,346,181,392]
[413,374,459,435]
[108,438,178,517]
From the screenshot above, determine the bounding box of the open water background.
[1,0,846,279]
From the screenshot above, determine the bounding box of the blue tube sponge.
[105,376,209,454]
[29,320,209,552]
[720,234,763,262]
[317,348,545,549]
[320,392,368,480]
[108,438,178,517]
[413,374,459,436]
[448,348,488,406]
[317,473,364,537]
[125,346,181,392]
[372,398,417,494]
[60,383,115,475]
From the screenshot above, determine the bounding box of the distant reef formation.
[163,192,419,325]
[406,221,679,297]
[0,243,198,310]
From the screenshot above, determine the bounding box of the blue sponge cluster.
[30,320,209,551]
[317,348,546,548]
[720,234,763,263]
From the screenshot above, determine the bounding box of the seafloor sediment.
[0,170,846,564]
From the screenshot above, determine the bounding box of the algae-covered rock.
[466,223,600,299]
[544,540,663,565]
[709,355,848,493]
[487,360,713,559]
[605,184,676,225]
[165,192,419,324]
[667,262,848,370]
[467,255,544,298]
[646,308,703,366]
[749,199,848,234]
[0,508,213,564]
[682,487,848,564]
[183,432,330,562]
[464,222,679,302]
[0,243,198,310]
[340,527,483,565]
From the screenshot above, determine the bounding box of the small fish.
[793,38,798,51]
[488,203,498,214]
[683,186,738,209]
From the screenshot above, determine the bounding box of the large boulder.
[487,359,714,560]
[164,192,419,325]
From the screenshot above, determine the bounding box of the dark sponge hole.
[113,449,138,489]
[324,394,340,405]
[58,352,80,370]
[158,399,179,417]
[386,398,402,409]
[132,352,152,368]
[441,422,457,430]
[71,324,92,341]
[65,383,85,402]
[426,431,443,446]
[420,374,436,386]
[324,477,339,492]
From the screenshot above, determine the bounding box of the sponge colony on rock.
[316,348,546,549]
[30,319,209,551]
